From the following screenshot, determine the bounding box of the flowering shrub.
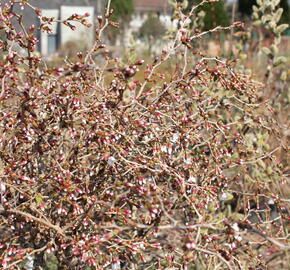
[0,0,289,269]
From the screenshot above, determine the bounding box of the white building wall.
[60,6,95,48]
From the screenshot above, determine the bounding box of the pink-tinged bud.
[135,59,144,65]
[97,44,106,49]
[56,68,64,73]
[233,21,244,27]
[87,258,95,266]
[29,24,35,32]
[109,21,120,28]
[35,8,41,17]
[97,15,102,24]
[17,32,24,38]
[185,241,196,249]
[180,29,187,35]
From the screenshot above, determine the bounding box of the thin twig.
[8,209,67,237]
[4,243,50,269]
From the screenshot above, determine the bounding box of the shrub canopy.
[0,0,289,269]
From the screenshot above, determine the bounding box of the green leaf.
[219,192,234,201]
[275,24,289,34]
[273,56,287,67]
[200,227,208,234]
[273,0,280,8]
[253,20,262,26]
[239,53,247,61]
[182,0,189,9]
[35,193,43,204]
[270,44,278,55]
[280,71,287,81]
[274,8,283,23]
[252,12,259,20]
[231,212,245,220]
[262,14,272,24]
[257,159,266,169]
[252,5,259,12]
[256,0,263,7]
[266,167,273,175]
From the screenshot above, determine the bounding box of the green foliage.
[238,0,257,17]
[238,0,290,25]
[110,0,134,23]
[177,0,230,30]
[279,0,290,25]
[106,0,134,44]
[44,253,59,270]
[0,29,6,40]
[253,0,289,65]
[139,14,166,40]
[198,1,230,30]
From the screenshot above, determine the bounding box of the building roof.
[135,0,171,12]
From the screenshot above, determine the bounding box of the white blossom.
[108,156,116,166]
[24,256,34,270]
[112,261,121,270]
[0,183,6,193]
[188,176,197,183]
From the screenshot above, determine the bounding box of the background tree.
[139,14,166,51]
[110,0,134,23]
[107,0,134,44]
[238,0,256,17]
[0,30,7,59]
[198,0,229,30]
[238,0,290,25]
[177,0,230,30]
